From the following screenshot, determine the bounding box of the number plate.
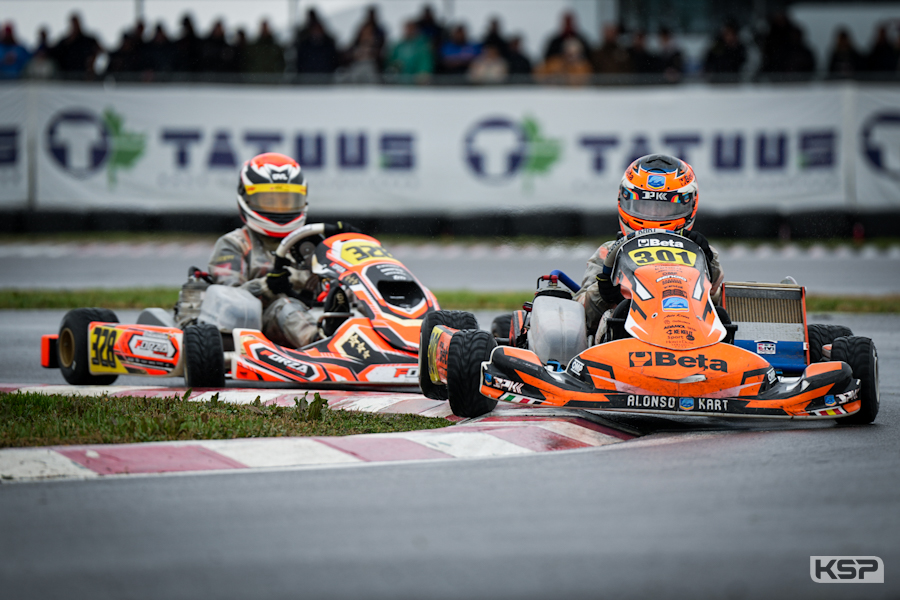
[628,247,697,267]
[89,324,127,374]
[340,241,394,265]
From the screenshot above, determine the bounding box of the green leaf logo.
[520,116,562,192]
[102,108,146,187]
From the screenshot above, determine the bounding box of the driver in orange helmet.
[574,153,724,339]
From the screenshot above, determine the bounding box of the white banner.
[27,82,859,215]
[0,84,30,208]
[855,86,900,209]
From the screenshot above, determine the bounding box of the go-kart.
[41,225,439,388]
[420,229,878,424]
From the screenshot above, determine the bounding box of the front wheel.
[183,323,226,388]
[418,310,478,400]
[58,308,120,385]
[832,336,878,425]
[807,324,853,363]
[447,329,498,418]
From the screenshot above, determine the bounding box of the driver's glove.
[265,255,294,296]
[323,221,362,236]
[596,270,623,305]
[683,229,714,264]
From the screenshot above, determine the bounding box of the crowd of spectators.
[1,7,899,84]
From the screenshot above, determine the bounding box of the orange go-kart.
[41,225,438,389]
[420,229,878,424]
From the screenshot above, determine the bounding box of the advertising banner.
[31,83,852,215]
[0,84,30,208]
[855,87,900,209]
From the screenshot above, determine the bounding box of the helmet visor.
[620,187,695,220]
[244,183,308,213]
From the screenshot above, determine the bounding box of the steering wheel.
[275,223,327,269]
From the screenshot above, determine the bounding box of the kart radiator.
[722,282,808,373]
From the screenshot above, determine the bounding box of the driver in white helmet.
[207,152,356,348]
[574,153,724,340]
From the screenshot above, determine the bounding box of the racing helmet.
[618,154,698,235]
[237,152,308,238]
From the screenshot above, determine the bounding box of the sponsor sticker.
[647,175,665,189]
[569,359,584,376]
[757,342,776,355]
[662,296,689,311]
[680,397,694,410]
[824,395,837,407]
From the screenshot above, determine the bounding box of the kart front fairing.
[479,231,862,419]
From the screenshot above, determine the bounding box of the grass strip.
[0,390,449,448]
[2,288,898,313]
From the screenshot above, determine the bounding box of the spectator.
[591,24,632,75]
[757,11,797,75]
[51,13,101,76]
[243,20,284,74]
[440,24,480,74]
[25,28,55,79]
[233,29,249,73]
[351,6,386,58]
[535,37,592,85]
[388,20,433,82]
[0,23,31,79]
[294,10,338,74]
[866,25,898,73]
[337,21,382,83]
[627,31,658,74]
[784,27,815,74]
[657,27,684,82]
[482,18,509,57]
[828,28,862,78]
[200,20,236,73]
[415,6,444,43]
[544,12,590,60]
[704,20,746,76]
[143,24,175,76]
[505,35,532,77]
[468,43,508,83]
[106,31,139,75]
[173,15,202,72]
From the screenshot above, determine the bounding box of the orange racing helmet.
[618,154,698,235]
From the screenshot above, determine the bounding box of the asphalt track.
[2,241,899,295]
[1,312,899,599]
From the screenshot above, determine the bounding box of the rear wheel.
[831,336,878,425]
[447,329,498,418]
[807,324,853,363]
[418,310,479,400]
[58,308,119,385]
[183,323,226,388]
[491,313,513,339]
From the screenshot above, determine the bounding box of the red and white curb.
[0,384,634,482]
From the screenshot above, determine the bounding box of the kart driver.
[574,153,724,340]
[207,152,356,348]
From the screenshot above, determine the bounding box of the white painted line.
[337,395,413,413]
[13,385,169,397]
[404,430,533,458]
[201,438,361,468]
[419,403,454,418]
[0,448,98,481]
[463,420,623,447]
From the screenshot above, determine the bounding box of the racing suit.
[574,237,724,340]
[208,226,320,348]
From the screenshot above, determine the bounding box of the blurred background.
[1,0,899,240]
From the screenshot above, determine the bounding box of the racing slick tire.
[807,324,853,363]
[831,336,879,425]
[418,310,479,400]
[831,335,880,425]
[183,323,226,388]
[58,308,120,385]
[491,313,513,339]
[446,329,498,418]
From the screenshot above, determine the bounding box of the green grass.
[1,288,898,313]
[0,390,450,448]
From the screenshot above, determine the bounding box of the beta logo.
[464,116,561,185]
[46,108,145,185]
[628,351,728,372]
[810,556,883,583]
[638,238,685,249]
